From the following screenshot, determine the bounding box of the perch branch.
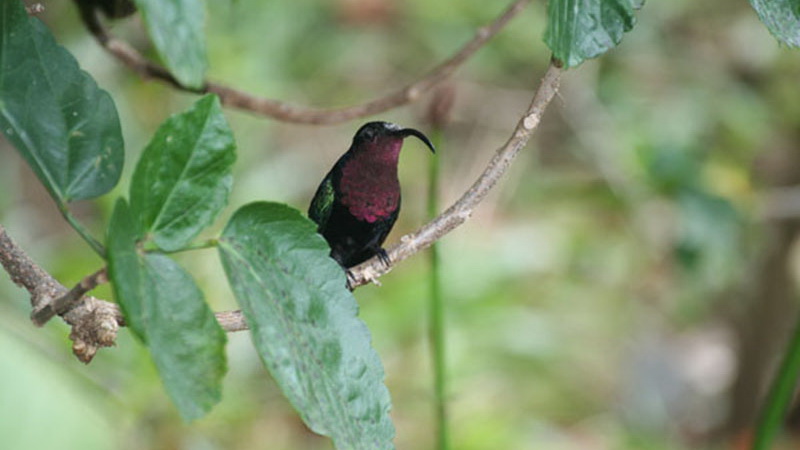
[0,62,561,354]
[347,62,562,288]
[75,0,530,124]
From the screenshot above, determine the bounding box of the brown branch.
[76,0,530,124]
[347,62,563,288]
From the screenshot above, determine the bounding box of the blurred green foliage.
[2,0,800,448]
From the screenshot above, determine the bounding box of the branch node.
[523,114,540,130]
[65,296,120,363]
[406,86,421,101]
[32,267,108,327]
[26,3,45,15]
[30,284,55,314]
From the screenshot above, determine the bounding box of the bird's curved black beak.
[397,128,436,154]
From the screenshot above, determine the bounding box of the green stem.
[427,129,448,450]
[145,238,219,254]
[59,204,105,257]
[752,314,800,449]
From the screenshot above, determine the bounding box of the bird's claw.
[377,248,391,267]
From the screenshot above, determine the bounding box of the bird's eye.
[361,129,375,141]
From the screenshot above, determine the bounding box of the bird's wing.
[308,174,335,233]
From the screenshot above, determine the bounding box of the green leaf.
[106,199,146,338]
[132,0,207,88]
[749,0,800,47]
[130,94,235,251]
[218,202,395,449]
[544,0,641,68]
[0,0,123,202]
[107,199,227,421]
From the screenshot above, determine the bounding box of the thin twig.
[0,62,561,352]
[347,62,562,288]
[31,267,108,326]
[75,0,530,124]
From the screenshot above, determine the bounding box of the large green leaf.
[0,0,123,202]
[750,0,800,47]
[133,0,207,88]
[544,0,641,68]
[218,202,394,449]
[107,199,227,421]
[130,94,235,252]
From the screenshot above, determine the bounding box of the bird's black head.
[353,121,436,154]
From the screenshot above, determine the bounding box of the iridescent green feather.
[308,176,335,233]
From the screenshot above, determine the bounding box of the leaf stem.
[59,204,106,257]
[146,238,219,254]
[427,128,448,450]
[752,312,800,449]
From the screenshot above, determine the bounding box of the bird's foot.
[377,248,391,267]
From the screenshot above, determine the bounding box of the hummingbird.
[308,121,435,268]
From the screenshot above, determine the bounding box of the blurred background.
[2,0,800,448]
